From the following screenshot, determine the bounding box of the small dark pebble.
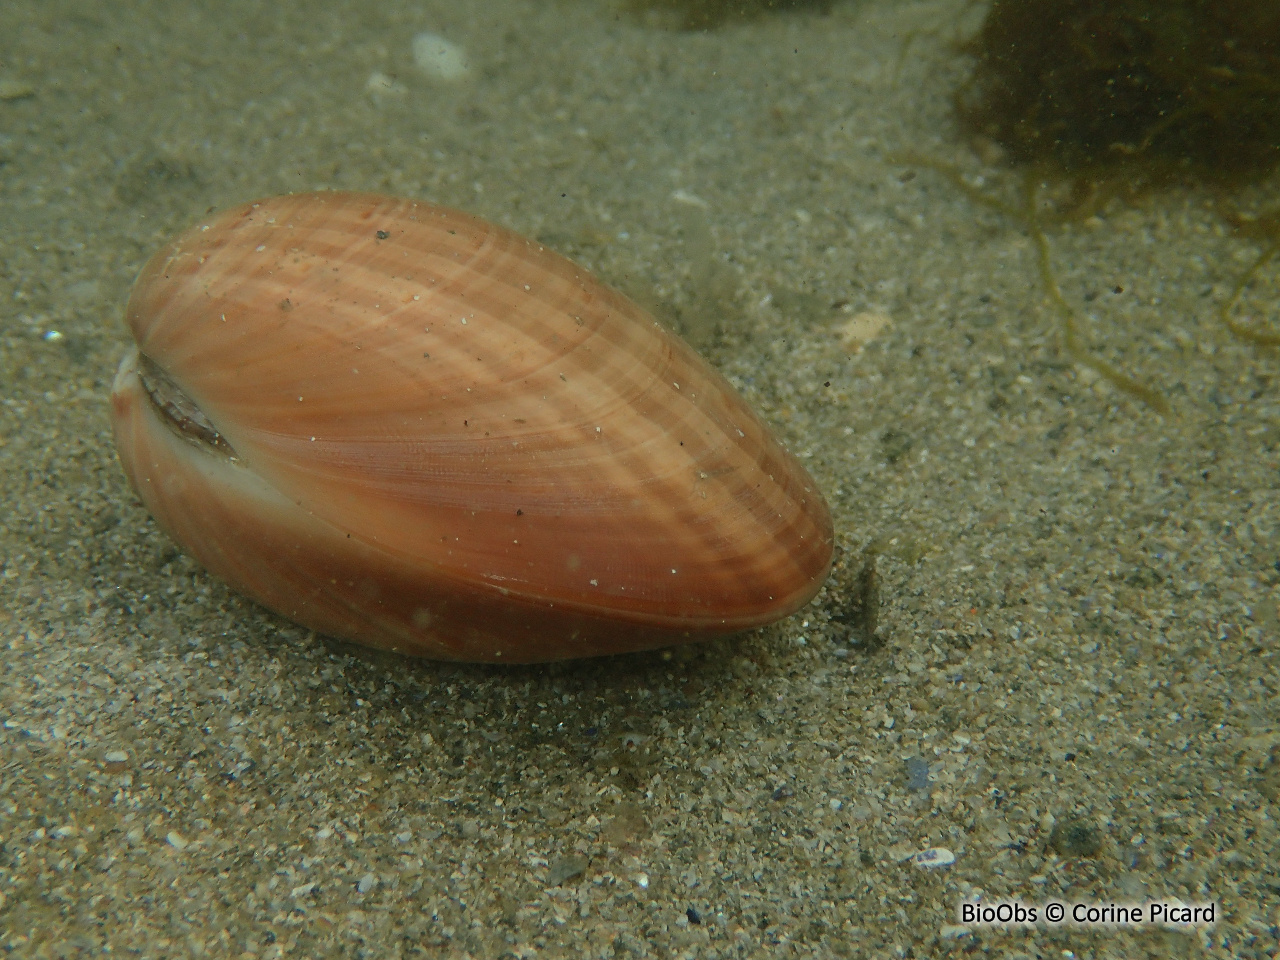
[771,784,794,801]
[687,907,702,925]
[904,756,931,793]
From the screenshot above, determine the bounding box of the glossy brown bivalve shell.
[110,191,833,662]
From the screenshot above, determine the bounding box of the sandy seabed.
[2,0,1278,957]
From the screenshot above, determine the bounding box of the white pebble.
[911,846,955,869]
[365,71,407,97]
[0,79,35,101]
[412,32,470,82]
[357,872,377,894]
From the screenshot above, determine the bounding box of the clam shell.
[110,191,833,662]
